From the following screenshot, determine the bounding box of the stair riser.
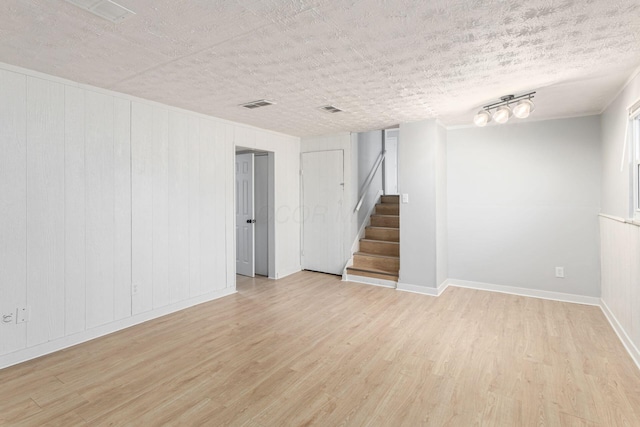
[353,254,399,272]
[381,195,400,204]
[347,269,398,282]
[365,228,399,242]
[371,216,399,228]
[360,240,399,257]
[375,204,399,215]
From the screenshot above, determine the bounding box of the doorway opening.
[235,147,275,278]
[383,128,399,195]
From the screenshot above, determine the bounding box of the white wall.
[448,116,601,297]
[357,130,383,228]
[435,123,448,287]
[397,120,447,290]
[300,133,356,269]
[0,63,300,368]
[600,70,640,367]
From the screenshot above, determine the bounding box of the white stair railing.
[355,150,386,212]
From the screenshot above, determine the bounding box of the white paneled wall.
[114,98,133,321]
[131,101,155,315]
[168,112,193,304]
[0,69,27,355]
[600,217,640,367]
[152,105,170,310]
[131,104,235,314]
[26,77,66,347]
[0,63,301,368]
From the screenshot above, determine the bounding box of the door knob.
[246,219,256,223]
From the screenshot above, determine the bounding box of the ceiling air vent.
[240,100,275,109]
[320,105,343,113]
[65,0,135,23]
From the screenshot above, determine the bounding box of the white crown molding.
[600,62,640,115]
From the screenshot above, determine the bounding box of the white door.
[236,153,254,277]
[301,150,344,275]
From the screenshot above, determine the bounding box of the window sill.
[599,213,640,227]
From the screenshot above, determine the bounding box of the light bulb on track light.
[472,91,536,126]
[473,110,491,127]
[513,99,535,119]
[493,105,512,124]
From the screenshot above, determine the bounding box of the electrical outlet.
[402,193,409,204]
[16,306,30,323]
[555,267,565,278]
[2,313,14,324]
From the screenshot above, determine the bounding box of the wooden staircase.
[347,195,400,282]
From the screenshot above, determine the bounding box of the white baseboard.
[276,267,302,279]
[397,280,449,297]
[0,287,237,370]
[447,279,601,306]
[600,300,640,371]
[346,274,396,289]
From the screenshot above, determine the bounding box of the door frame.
[383,128,399,195]
[235,152,255,277]
[234,146,275,279]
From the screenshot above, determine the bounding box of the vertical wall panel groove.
[26,77,65,347]
[153,107,170,308]
[114,98,132,320]
[131,102,154,315]
[85,91,115,329]
[225,124,235,288]
[188,116,201,298]
[64,85,86,335]
[198,119,216,295]
[0,70,27,355]
[168,112,190,303]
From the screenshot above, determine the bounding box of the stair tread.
[381,196,400,202]
[347,266,399,276]
[360,238,399,245]
[366,226,399,230]
[355,252,399,260]
[371,214,399,218]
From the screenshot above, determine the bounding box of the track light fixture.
[474,92,536,126]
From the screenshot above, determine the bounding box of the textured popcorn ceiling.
[1,0,639,136]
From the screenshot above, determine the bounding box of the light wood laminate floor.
[1,271,639,426]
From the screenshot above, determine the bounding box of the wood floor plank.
[0,271,639,426]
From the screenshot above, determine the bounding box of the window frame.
[631,109,640,221]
